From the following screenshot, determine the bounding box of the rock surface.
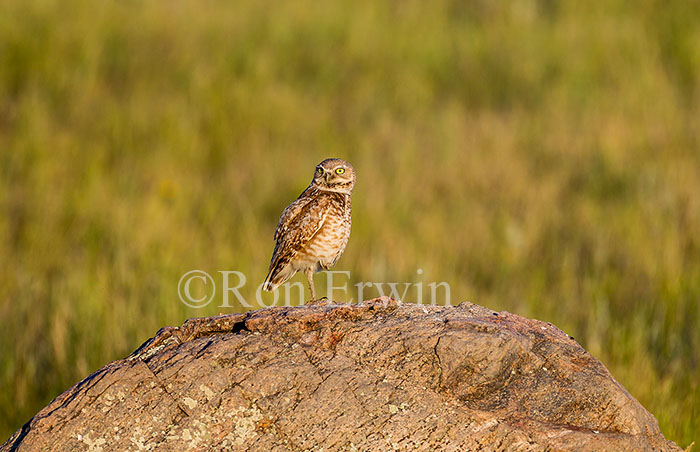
[2,298,682,451]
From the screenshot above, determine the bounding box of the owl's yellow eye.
[336,168,345,175]
[316,168,323,175]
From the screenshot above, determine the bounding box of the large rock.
[2,298,681,451]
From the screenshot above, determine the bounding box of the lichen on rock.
[1,298,682,451]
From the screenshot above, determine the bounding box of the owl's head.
[311,158,356,193]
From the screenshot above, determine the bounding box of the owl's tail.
[262,260,296,292]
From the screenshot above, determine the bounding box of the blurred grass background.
[0,0,698,446]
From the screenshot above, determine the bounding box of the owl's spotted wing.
[272,196,329,261]
[265,191,331,287]
[274,192,314,242]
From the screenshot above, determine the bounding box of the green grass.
[1,0,698,446]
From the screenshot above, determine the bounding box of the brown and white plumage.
[263,158,355,300]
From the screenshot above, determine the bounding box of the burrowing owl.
[263,158,355,301]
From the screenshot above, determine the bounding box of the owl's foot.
[306,296,329,306]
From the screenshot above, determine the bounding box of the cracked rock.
[1,298,681,451]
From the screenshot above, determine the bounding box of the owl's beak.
[325,173,331,183]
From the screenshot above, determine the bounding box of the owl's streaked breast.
[294,192,351,271]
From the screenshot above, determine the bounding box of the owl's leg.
[305,268,316,301]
